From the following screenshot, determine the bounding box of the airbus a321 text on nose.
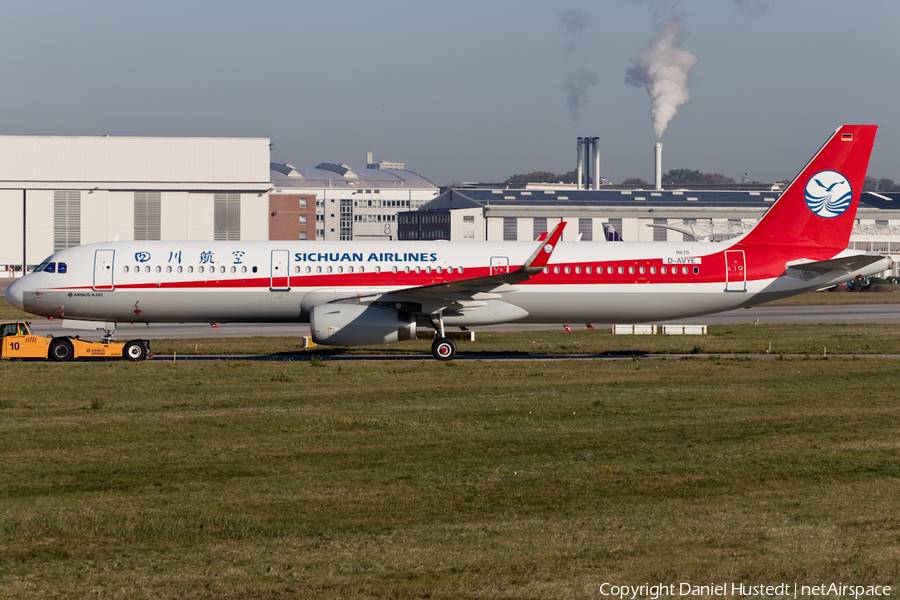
[6,125,890,360]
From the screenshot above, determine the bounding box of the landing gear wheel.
[123,340,146,361]
[49,338,74,362]
[431,337,457,361]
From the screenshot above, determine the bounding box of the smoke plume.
[559,8,598,123]
[625,17,698,139]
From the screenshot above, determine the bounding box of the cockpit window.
[32,259,66,274]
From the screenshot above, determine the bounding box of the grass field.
[150,323,900,358]
[1,357,899,598]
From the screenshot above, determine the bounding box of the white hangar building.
[0,135,272,275]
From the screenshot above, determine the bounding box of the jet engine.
[310,303,416,346]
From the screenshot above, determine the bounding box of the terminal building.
[397,186,900,277]
[269,158,439,242]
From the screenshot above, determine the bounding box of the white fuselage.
[6,239,883,327]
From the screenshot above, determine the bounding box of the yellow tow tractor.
[0,321,152,361]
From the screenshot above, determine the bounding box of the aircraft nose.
[5,277,25,311]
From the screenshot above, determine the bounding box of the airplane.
[5,125,892,360]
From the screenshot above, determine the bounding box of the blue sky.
[1,0,898,186]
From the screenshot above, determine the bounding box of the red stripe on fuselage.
[36,244,815,291]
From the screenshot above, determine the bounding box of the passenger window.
[575,267,581,274]
[617,267,624,274]
[693,267,699,274]
[124,266,130,273]
[639,266,645,274]
[166,266,172,273]
[404,266,410,273]
[359,266,365,273]
[242,266,247,273]
[392,266,398,273]
[156,266,161,273]
[177,266,183,273]
[564,267,571,274]
[661,267,667,274]
[628,266,635,274]
[607,267,613,274]
[144,266,151,273]
[650,267,656,274]
[553,266,560,274]
[458,267,464,274]
[252,266,258,273]
[220,266,225,273]
[199,266,204,273]
[682,267,688,274]
[586,266,592,274]
[188,266,194,273]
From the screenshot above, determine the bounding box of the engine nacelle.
[310,303,416,346]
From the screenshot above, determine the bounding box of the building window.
[53,191,80,252]
[298,198,307,208]
[503,217,517,241]
[214,193,241,241]
[578,218,592,242]
[299,215,307,225]
[299,231,307,240]
[134,191,161,241]
[533,217,548,241]
[340,198,353,240]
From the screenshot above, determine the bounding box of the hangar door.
[93,249,115,291]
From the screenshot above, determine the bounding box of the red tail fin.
[737,125,877,251]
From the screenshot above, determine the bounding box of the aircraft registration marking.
[665,257,702,264]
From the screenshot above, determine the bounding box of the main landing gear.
[431,337,457,361]
[427,312,457,361]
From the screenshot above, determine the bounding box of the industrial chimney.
[592,136,600,190]
[576,138,584,190]
[654,142,663,191]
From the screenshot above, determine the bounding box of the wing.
[332,221,566,315]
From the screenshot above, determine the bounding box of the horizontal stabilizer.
[786,253,888,274]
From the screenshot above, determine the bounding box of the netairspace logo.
[805,170,852,218]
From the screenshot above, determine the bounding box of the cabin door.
[93,249,115,291]
[725,250,746,292]
[491,256,509,275]
[270,250,291,291]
